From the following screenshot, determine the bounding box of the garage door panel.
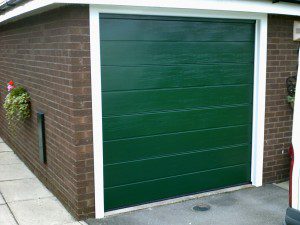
[101,14,254,211]
[101,64,254,92]
[104,163,251,210]
[100,15,255,42]
[103,104,252,141]
[104,144,251,187]
[104,125,251,165]
[102,85,252,116]
[101,42,254,66]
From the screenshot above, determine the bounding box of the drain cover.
[193,204,211,212]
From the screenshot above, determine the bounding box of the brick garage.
[0,1,299,220]
[0,5,94,219]
[264,14,299,183]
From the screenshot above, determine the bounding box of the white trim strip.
[0,0,55,23]
[94,5,267,20]
[89,5,268,218]
[62,0,300,16]
[89,5,105,219]
[292,47,300,209]
[2,0,300,25]
[251,16,268,187]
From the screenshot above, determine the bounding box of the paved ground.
[0,137,87,225]
[87,184,288,225]
[275,181,289,191]
[0,137,289,225]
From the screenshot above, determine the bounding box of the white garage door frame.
[89,4,268,219]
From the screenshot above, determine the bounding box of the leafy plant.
[3,81,31,129]
[286,76,297,109]
[287,95,295,108]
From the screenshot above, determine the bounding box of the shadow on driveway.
[87,184,288,225]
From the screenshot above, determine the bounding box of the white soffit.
[1,0,300,24]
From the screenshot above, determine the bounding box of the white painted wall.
[292,48,300,210]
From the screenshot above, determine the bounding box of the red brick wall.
[264,14,299,183]
[0,5,94,219]
[0,8,298,219]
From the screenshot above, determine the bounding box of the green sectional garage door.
[100,14,255,211]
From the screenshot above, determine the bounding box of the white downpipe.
[292,47,300,210]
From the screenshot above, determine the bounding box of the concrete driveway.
[87,184,288,225]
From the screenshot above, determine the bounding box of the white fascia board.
[1,0,300,25]
[58,0,300,16]
[0,0,55,23]
[0,1,6,6]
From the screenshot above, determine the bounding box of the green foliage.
[287,95,295,104]
[3,87,31,129]
[287,95,295,109]
[10,87,27,98]
[286,76,297,109]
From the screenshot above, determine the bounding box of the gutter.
[2,0,300,25]
[0,0,26,12]
[273,0,300,3]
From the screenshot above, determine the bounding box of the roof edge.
[1,0,300,26]
[273,0,300,4]
[0,0,27,13]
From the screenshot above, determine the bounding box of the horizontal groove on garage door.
[103,104,252,141]
[103,125,252,164]
[102,84,253,116]
[101,42,254,65]
[105,143,249,166]
[103,83,252,93]
[105,163,249,189]
[104,144,251,187]
[103,103,251,118]
[101,64,254,91]
[104,164,251,210]
[100,15,255,42]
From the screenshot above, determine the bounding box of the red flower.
[8,80,14,86]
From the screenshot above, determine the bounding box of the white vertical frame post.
[89,4,268,218]
[292,48,300,209]
[89,5,105,219]
[251,16,268,187]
